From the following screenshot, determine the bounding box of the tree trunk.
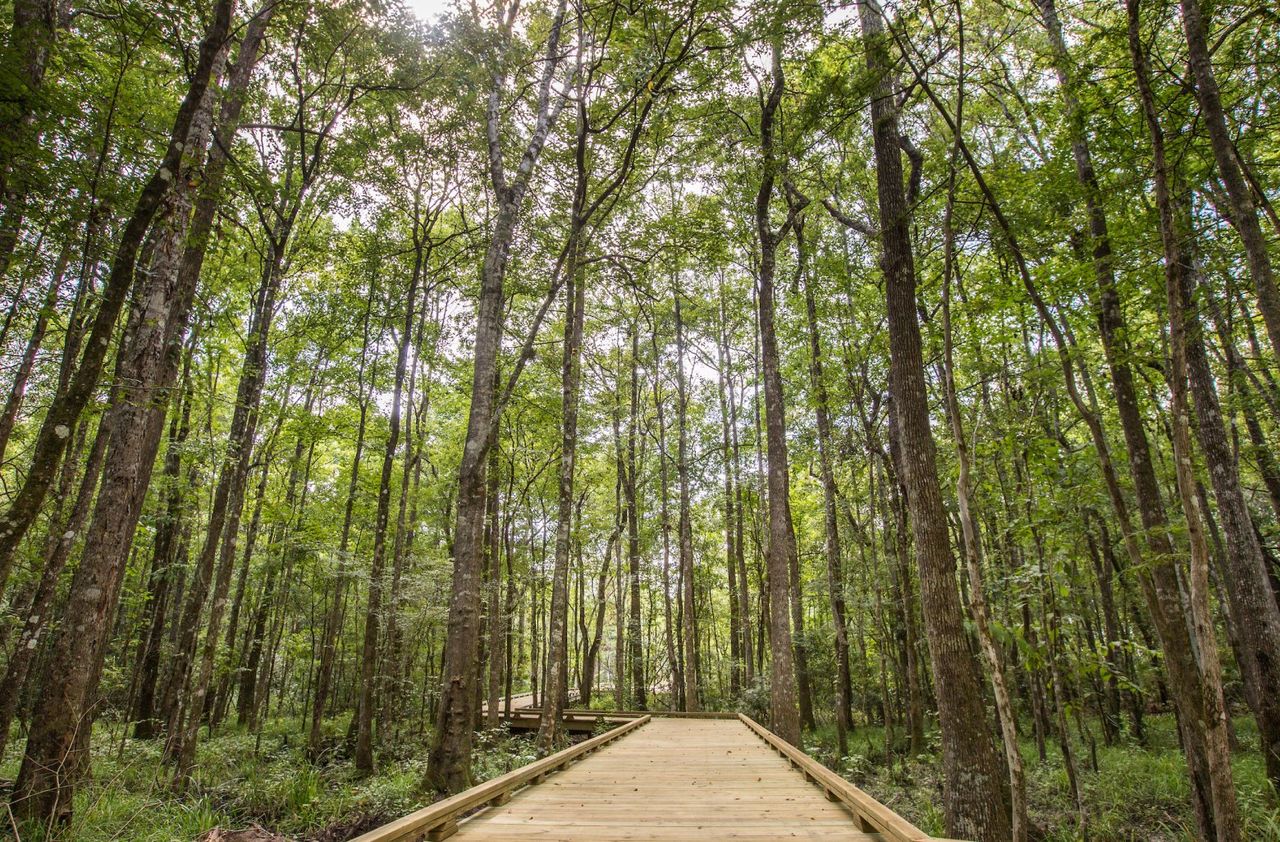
[796,218,852,753]
[1165,212,1242,842]
[625,324,646,709]
[1126,0,1270,819]
[653,330,681,709]
[0,242,69,462]
[428,0,569,792]
[754,35,800,744]
[0,418,105,759]
[8,6,234,816]
[0,0,73,278]
[309,282,374,756]
[537,77,591,745]
[133,347,196,739]
[858,0,1010,836]
[355,239,423,773]
[0,0,233,604]
[716,296,743,700]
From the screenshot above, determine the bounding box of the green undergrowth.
[0,717,539,842]
[803,713,1280,841]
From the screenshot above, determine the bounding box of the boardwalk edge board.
[349,714,651,842]
[737,713,971,842]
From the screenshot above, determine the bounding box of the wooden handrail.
[510,707,737,720]
[738,713,967,842]
[350,714,651,842]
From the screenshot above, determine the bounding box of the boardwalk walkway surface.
[352,711,953,842]
[453,717,882,841]
[479,692,535,715]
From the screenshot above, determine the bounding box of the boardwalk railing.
[739,713,963,842]
[509,706,738,720]
[350,714,650,842]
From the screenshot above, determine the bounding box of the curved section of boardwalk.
[453,718,880,841]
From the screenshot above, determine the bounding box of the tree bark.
[625,324,646,709]
[858,0,1010,836]
[1127,0,1270,819]
[428,0,569,792]
[0,241,69,462]
[132,344,195,739]
[0,0,233,604]
[754,34,800,744]
[538,91,589,751]
[356,235,423,773]
[8,4,234,816]
[0,417,105,760]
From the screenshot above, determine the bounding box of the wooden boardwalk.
[353,713,951,842]
[480,692,536,715]
[453,717,883,841]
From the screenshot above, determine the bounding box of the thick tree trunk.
[755,36,800,744]
[428,1,568,792]
[0,0,233,604]
[1181,257,1280,789]
[8,6,234,816]
[1125,1,1259,828]
[858,1,1010,836]
[154,0,275,749]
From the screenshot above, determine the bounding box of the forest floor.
[806,712,1280,840]
[0,717,547,842]
[1,710,1277,840]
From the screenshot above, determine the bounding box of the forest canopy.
[0,0,1278,839]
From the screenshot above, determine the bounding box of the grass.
[802,712,1280,841]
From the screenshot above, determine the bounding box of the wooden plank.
[453,718,884,841]
[355,713,947,842]
[440,824,880,834]
[737,714,957,842]
[349,714,650,842]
